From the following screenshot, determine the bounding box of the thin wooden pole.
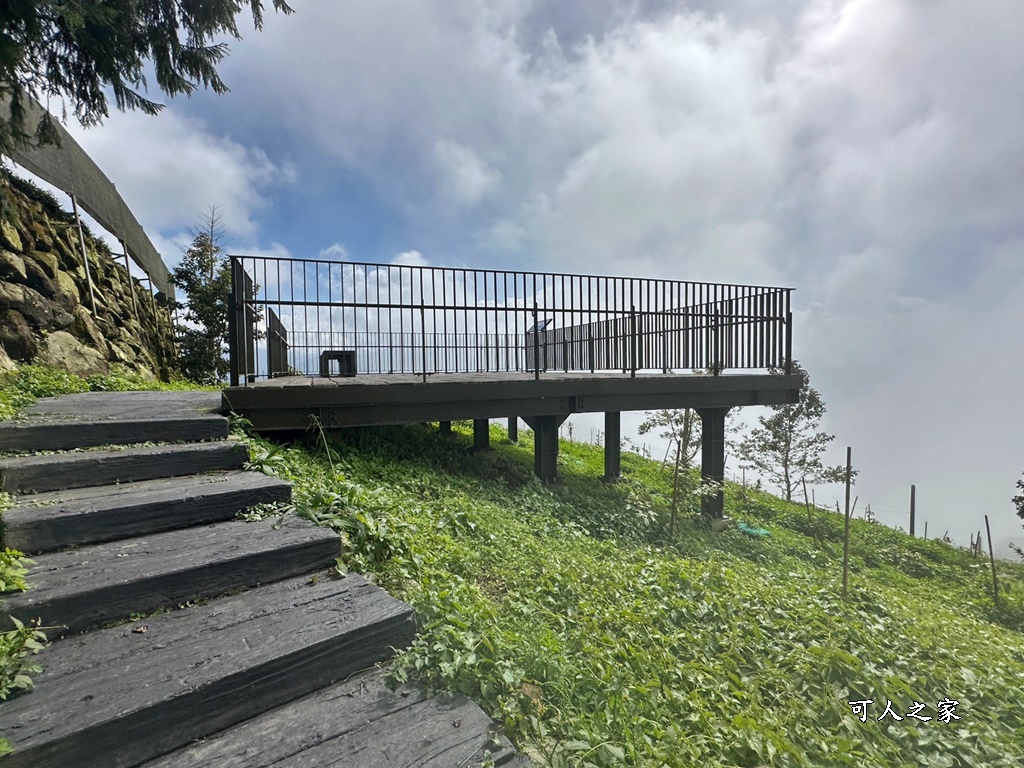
[120,239,139,318]
[842,446,852,599]
[802,476,811,525]
[71,196,97,314]
[985,515,1000,609]
[909,484,916,537]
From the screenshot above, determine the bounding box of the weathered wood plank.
[270,694,516,767]
[143,669,519,768]
[0,416,228,453]
[21,391,221,419]
[0,574,416,768]
[225,373,800,409]
[224,373,800,432]
[2,470,291,554]
[239,390,798,431]
[0,441,249,494]
[3,516,338,636]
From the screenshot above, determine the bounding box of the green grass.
[238,420,1024,767]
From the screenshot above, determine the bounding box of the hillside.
[234,419,1024,767]
[3,366,1024,766]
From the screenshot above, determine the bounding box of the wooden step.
[3,516,338,636]
[0,573,415,768]
[142,668,523,768]
[2,470,292,554]
[0,441,249,494]
[0,416,228,454]
[0,391,226,453]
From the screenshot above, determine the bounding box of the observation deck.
[223,256,801,515]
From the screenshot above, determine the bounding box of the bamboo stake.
[71,196,97,314]
[842,446,852,599]
[802,476,812,525]
[985,515,1000,609]
[120,239,139,318]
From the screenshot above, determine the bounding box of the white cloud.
[433,140,502,207]
[64,108,293,241]
[319,243,350,260]
[392,250,430,267]
[478,218,530,252]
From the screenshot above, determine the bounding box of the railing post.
[532,303,540,380]
[630,304,637,378]
[420,304,427,383]
[661,315,668,374]
[785,301,793,374]
[715,309,722,375]
[228,256,239,387]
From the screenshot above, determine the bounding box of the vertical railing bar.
[532,301,540,381]
[493,270,499,372]
[418,268,425,380]
[748,287,755,368]
[340,262,348,367]
[503,272,509,371]
[444,269,449,373]
[462,271,468,374]
[785,290,793,374]
[228,256,239,386]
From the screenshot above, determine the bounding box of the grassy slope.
[3,364,1022,766]
[241,421,1024,768]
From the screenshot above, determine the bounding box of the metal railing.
[228,255,793,385]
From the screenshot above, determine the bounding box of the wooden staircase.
[0,391,530,768]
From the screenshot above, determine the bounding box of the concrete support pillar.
[473,419,492,453]
[523,414,566,483]
[439,421,452,435]
[507,416,518,442]
[603,411,621,482]
[696,407,730,518]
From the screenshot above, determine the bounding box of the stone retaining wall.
[0,173,174,380]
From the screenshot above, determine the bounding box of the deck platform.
[222,371,800,430]
[222,371,800,507]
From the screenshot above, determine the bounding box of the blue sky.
[27,0,1024,552]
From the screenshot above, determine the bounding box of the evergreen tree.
[172,209,231,384]
[0,1,292,154]
[736,361,847,502]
